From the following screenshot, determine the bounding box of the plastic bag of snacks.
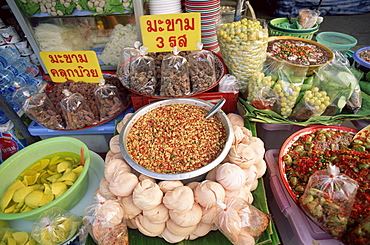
[160,46,191,97]
[94,79,124,121]
[0,227,37,244]
[117,40,141,86]
[299,164,358,240]
[17,90,65,130]
[217,18,268,92]
[83,194,129,245]
[187,42,216,94]
[128,46,157,96]
[297,9,320,29]
[215,197,270,245]
[31,207,82,245]
[218,74,239,94]
[60,89,96,129]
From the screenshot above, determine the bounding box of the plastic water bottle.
[0,69,15,84]
[0,47,20,70]
[4,57,29,77]
[28,76,47,91]
[14,64,39,84]
[6,80,26,95]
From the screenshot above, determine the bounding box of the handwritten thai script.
[146,17,195,33]
[48,54,89,64]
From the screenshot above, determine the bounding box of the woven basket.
[268,17,319,40]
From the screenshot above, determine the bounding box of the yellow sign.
[39,51,103,83]
[140,13,201,52]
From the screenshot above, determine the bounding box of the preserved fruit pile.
[217,18,268,92]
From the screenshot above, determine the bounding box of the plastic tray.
[264,149,344,245]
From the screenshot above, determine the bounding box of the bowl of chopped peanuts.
[119,98,234,182]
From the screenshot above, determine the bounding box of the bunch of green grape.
[272,79,301,118]
[247,72,275,101]
[217,19,268,92]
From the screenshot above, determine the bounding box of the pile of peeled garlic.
[92,112,268,244]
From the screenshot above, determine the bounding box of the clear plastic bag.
[160,46,191,97]
[117,40,141,87]
[83,194,129,245]
[299,164,359,239]
[188,42,217,94]
[270,62,307,118]
[297,9,320,29]
[128,46,157,96]
[218,74,240,94]
[215,197,270,244]
[19,90,65,130]
[60,89,96,129]
[31,207,82,245]
[94,79,124,121]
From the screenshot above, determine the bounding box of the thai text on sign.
[140,13,201,52]
[39,51,103,83]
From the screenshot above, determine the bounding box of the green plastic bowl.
[0,137,90,222]
[268,17,319,40]
[315,32,357,54]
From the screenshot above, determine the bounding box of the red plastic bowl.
[278,125,358,203]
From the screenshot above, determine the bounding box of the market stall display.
[278,126,369,243]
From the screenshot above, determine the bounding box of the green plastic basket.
[268,17,319,40]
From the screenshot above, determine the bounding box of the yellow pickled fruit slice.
[47,165,57,174]
[20,170,37,178]
[29,158,49,172]
[51,182,67,198]
[0,242,5,245]
[43,184,52,195]
[4,202,17,213]
[57,161,72,173]
[25,239,37,245]
[46,173,62,183]
[24,190,43,209]
[72,166,84,176]
[39,193,54,207]
[59,171,77,183]
[50,155,61,165]
[2,230,13,240]
[7,237,16,245]
[13,186,34,203]
[1,189,16,212]
[12,231,29,245]
[20,205,33,213]
[0,220,8,228]
[24,173,40,186]
[15,201,25,209]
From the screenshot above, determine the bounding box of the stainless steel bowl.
[119,98,234,182]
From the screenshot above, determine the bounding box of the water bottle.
[0,47,20,70]
[0,69,15,84]
[6,80,26,95]
[4,57,29,77]
[28,76,47,91]
[14,64,39,84]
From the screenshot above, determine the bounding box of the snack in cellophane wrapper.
[60,89,96,129]
[270,62,307,118]
[83,194,129,245]
[94,79,124,121]
[127,46,157,96]
[31,207,82,245]
[215,197,270,245]
[187,42,216,94]
[218,74,239,94]
[346,214,370,245]
[160,46,191,97]
[117,41,141,87]
[0,227,37,244]
[17,90,65,130]
[299,164,359,240]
